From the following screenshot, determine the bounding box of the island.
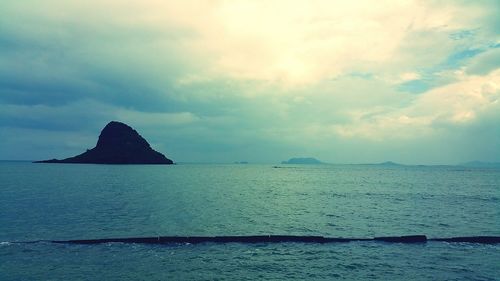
[35,121,174,164]
[459,161,500,168]
[281,157,324,164]
[374,161,402,166]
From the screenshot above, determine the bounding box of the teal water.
[1,162,499,280]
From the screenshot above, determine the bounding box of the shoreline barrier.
[32,235,500,245]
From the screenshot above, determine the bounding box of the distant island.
[35,121,174,164]
[459,161,500,168]
[370,161,402,166]
[281,157,324,164]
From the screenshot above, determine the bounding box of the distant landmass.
[281,157,323,164]
[35,121,174,164]
[459,161,500,168]
[372,161,402,166]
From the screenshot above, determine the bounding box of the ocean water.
[0,162,499,280]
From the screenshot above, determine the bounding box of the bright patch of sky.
[0,0,499,164]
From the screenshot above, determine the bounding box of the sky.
[0,0,499,164]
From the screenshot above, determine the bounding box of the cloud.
[400,72,421,82]
[466,47,500,75]
[333,69,500,140]
[0,100,113,131]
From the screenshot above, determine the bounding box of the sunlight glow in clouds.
[0,0,499,163]
[170,0,466,84]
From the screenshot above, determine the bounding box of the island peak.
[35,121,174,164]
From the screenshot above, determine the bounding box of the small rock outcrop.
[35,121,174,164]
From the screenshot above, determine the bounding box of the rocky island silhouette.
[281,157,323,164]
[35,121,174,164]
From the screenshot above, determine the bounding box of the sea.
[0,162,499,280]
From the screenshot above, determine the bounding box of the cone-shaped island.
[35,121,174,164]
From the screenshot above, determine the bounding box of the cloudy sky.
[1,0,499,164]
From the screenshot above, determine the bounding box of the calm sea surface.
[1,162,499,280]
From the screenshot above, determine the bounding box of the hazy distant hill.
[357,161,403,166]
[281,157,323,164]
[375,161,402,166]
[459,161,500,168]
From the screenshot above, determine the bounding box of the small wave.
[325,214,341,218]
[0,241,11,246]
